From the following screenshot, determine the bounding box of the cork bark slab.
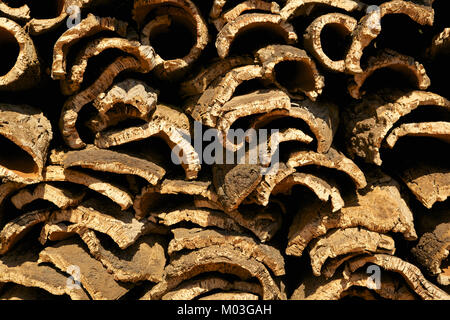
[344,90,450,165]
[384,122,450,149]
[427,28,450,58]
[287,170,416,257]
[0,104,52,184]
[0,2,31,21]
[0,284,66,300]
[200,292,259,300]
[38,239,130,300]
[280,0,363,21]
[168,227,285,276]
[255,45,325,101]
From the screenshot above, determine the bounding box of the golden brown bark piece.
[0,2,30,21]
[38,239,130,300]
[94,104,201,180]
[286,147,367,189]
[51,14,128,80]
[385,122,450,148]
[168,228,285,276]
[43,166,133,210]
[0,241,89,300]
[0,182,25,207]
[10,183,85,210]
[287,170,416,257]
[162,276,263,300]
[304,13,357,72]
[143,245,284,300]
[348,49,431,99]
[309,227,396,276]
[0,18,40,91]
[0,104,52,184]
[345,0,434,74]
[215,13,298,59]
[0,284,64,300]
[255,45,324,100]
[200,292,259,300]
[427,28,450,58]
[280,0,363,21]
[250,99,339,154]
[345,90,450,165]
[347,254,450,300]
[0,210,50,255]
[412,222,450,286]
[63,147,166,186]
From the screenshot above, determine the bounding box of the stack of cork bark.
[0,0,449,300]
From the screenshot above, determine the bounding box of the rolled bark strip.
[287,170,416,257]
[348,49,431,99]
[344,90,450,166]
[347,254,450,300]
[255,45,325,101]
[280,0,363,21]
[51,14,128,80]
[412,222,450,286]
[168,227,286,276]
[304,13,357,72]
[0,2,30,21]
[0,18,40,91]
[215,13,298,59]
[38,239,130,300]
[345,0,434,74]
[0,241,90,300]
[143,245,284,300]
[212,0,281,31]
[385,122,450,149]
[309,227,396,276]
[0,104,53,184]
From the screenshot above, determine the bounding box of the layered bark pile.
[0,0,449,300]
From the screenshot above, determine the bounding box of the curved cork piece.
[0,284,67,300]
[428,28,450,58]
[0,182,25,208]
[345,90,450,165]
[51,14,128,80]
[215,13,298,59]
[180,56,254,97]
[347,254,450,300]
[0,104,53,184]
[200,292,259,300]
[309,227,396,276]
[168,228,285,276]
[134,179,216,219]
[139,2,209,79]
[0,18,40,91]
[412,222,450,285]
[255,45,325,100]
[49,198,152,249]
[10,183,85,210]
[0,210,50,255]
[212,0,281,31]
[63,147,166,186]
[0,241,89,300]
[162,276,263,300]
[348,49,431,99]
[286,147,367,189]
[38,239,130,300]
[0,2,30,21]
[43,166,133,210]
[280,0,363,21]
[143,245,284,300]
[94,104,201,180]
[189,64,264,127]
[61,37,157,95]
[291,270,417,300]
[345,0,434,74]
[272,172,345,212]
[250,100,339,154]
[287,170,417,257]
[385,122,450,149]
[304,13,357,72]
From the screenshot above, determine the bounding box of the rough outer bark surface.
[215,13,298,59]
[38,239,130,300]
[309,227,396,276]
[168,228,286,276]
[348,49,431,99]
[0,18,40,91]
[255,45,325,100]
[280,0,363,21]
[428,28,450,58]
[344,90,450,165]
[143,245,285,300]
[0,104,53,183]
[385,122,450,149]
[287,170,417,257]
[304,13,357,72]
